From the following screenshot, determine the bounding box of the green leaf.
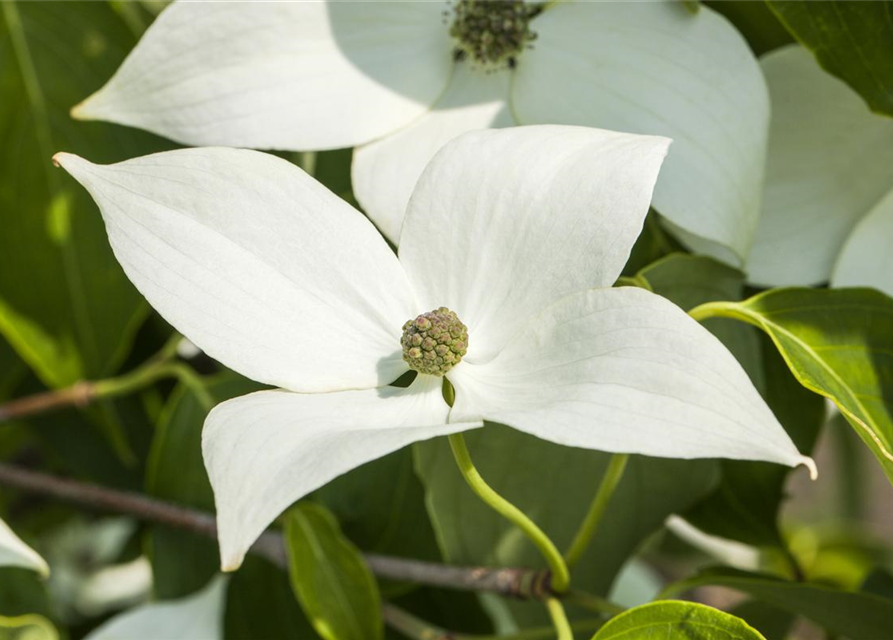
[144,374,318,639]
[144,373,250,595]
[729,600,795,640]
[0,568,52,619]
[692,288,893,485]
[662,567,893,640]
[591,600,766,640]
[682,337,824,548]
[314,448,442,562]
[705,1,793,56]
[284,502,383,640]
[634,253,763,384]
[0,339,26,401]
[635,255,824,549]
[0,614,58,640]
[0,1,168,387]
[415,425,718,624]
[767,0,893,117]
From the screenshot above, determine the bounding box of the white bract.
[55,125,813,572]
[73,0,768,265]
[746,45,893,296]
[0,516,48,576]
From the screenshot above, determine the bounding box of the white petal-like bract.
[832,188,893,297]
[353,65,515,244]
[83,575,227,640]
[54,148,416,393]
[747,45,893,286]
[203,375,479,570]
[73,1,452,150]
[400,126,669,363]
[511,0,769,265]
[0,517,49,576]
[449,287,814,472]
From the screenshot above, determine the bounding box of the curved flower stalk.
[746,45,893,296]
[54,125,813,572]
[72,0,768,265]
[0,516,48,576]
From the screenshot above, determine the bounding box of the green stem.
[564,454,629,567]
[0,339,211,424]
[687,301,739,324]
[545,598,574,640]
[447,433,571,592]
[564,589,626,617]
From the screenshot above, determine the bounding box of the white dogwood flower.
[73,0,768,265]
[54,126,812,572]
[746,45,893,296]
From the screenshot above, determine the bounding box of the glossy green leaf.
[0,1,168,387]
[693,288,893,484]
[767,1,893,117]
[415,425,718,624]
[284,502,383,640]
[662,567,893,640]
[591,600,765,640]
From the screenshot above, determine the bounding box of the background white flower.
[746,45,893,296]
[54,125,812,573]
[0,516,48,576]
[83,575,226,640]
[73,0,768,266]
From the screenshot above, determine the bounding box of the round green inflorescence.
[401,307,469,376]
[449,0,537,68]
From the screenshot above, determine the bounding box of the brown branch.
[0,462,550,601]
[367,554,552,601]
[0,382,95,423]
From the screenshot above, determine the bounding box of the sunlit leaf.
[591,600,765,640]
[767,1,893,116]
[693,288,893,484]
[284,502,383,640]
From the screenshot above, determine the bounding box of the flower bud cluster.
[401,307,469,376]
[449,0,537,68]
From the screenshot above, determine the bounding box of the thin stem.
[0,346,211,423]
[545,598,573,640]
[381,603,462,640]
[447,433,571,592]
[564,454,629,567]
[687,301,738,324]
[564,590,625,617]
